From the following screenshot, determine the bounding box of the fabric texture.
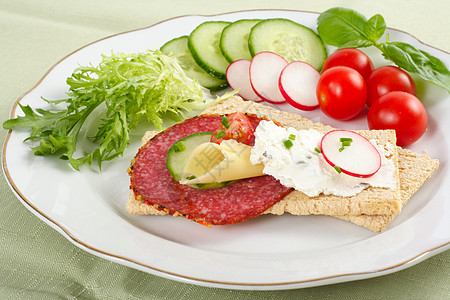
[1,0,449,298]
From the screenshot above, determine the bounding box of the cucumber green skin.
[190,181,232,190]
[166,132,232,190]
[220,19,261,63]
[188,21,231,79]
[161,36,228,92]
[249,18,327,71]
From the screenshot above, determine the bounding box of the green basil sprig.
[317,7,450,93]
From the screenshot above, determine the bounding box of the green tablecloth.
[1,0,449,298]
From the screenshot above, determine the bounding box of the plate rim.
[2,8,450,290]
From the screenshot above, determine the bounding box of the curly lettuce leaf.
[4,50,213,170]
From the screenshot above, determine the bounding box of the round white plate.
[2,10,450,290]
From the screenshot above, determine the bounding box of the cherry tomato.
[322,48,374,80]
[366,66,416,107]
[316,66,367,121]
[368,91,427,146]
[210,112,254,145]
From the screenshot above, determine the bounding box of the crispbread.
[126,96,438,231]
[335,147,439,231]
[126,130,439,231]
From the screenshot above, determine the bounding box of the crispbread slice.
[126,131,439,232]
[127,96,403,218]
[207,97,437,231]
[335,147,439,231]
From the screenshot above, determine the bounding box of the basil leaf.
[317,7,373,48]
[317,7,450,94]
[381,41,450,92]
[364,14,386,43]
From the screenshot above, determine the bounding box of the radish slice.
[226,59,262,102]
[320,130,381,178]
[279,61,320,111]
[249,51,288,103]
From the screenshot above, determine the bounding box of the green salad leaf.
[317,7,450,93]
[3,50,216,170]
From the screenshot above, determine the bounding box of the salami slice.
[129,114,292,226]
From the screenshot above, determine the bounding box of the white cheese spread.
[250,120,396,197]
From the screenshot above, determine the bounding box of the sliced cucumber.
[248,18,327,71]
[161,36,228,92]
[166,132,232,189]
[188,21,231,79]
[220,19,261,63]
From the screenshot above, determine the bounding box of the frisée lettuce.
[3,50,222,170]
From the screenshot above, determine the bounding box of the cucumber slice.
[188,21,231,79]
[220,19,261,63]
[166,132,232,189]
[249,18,327,71]
[161,36,228,92]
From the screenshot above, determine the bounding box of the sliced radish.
[320,130,381,178]
[249,51,288,103]
[226,59,263,102]
[279,61,320,111]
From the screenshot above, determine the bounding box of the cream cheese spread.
[250,120,396,197]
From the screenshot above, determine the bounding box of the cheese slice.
[179,139,264,184]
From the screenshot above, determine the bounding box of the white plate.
[2,10,450,290]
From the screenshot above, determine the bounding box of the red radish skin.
[320,130,381,178]
[249,51,288,103]
[279,61,320,111]
[226,60,263,102]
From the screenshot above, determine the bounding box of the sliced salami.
[129,114,292,226]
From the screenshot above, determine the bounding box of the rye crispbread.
[126,96,439,231]
[335,147,439,231]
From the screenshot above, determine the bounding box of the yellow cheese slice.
[179,139,264,184]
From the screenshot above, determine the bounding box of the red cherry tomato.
[367,91,427,146]
[316,66,367,121]
[366,66,416,107]
[210,112,254,145]
[322,48,374,80]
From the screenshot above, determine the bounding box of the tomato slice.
[210,112,254,145]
